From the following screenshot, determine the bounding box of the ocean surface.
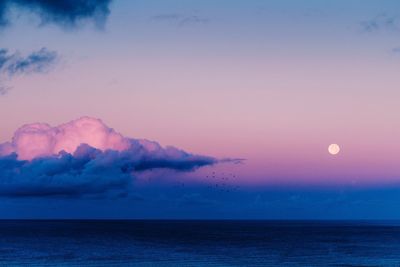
[0,220,399,266]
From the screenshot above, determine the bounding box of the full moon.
[328,144,340,155]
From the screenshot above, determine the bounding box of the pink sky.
[1,1,400,186]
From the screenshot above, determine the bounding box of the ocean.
[0,220,399,266]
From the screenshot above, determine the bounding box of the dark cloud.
[133,157,216,172]
[0,143,217,198]
[0,2,8,27]
[0,48,58,95]
[0,0,112,29]
[1,48,57,76]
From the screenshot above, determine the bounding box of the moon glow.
[328,144,340,155]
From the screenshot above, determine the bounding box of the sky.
[1,0,400,219]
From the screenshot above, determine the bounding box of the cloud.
[0,48,57,76]
[361,14,400,33]
[392,47,400,54]
[0,117,218,198]
[0,151,132,198]
[0,0,112,29]
[0,2,8,27]
[0,47,58,95]
[0,85,11,95]
[152,13,209,27]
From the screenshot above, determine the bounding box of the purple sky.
[1,0,400,219]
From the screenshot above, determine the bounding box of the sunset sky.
[1,0,400,219]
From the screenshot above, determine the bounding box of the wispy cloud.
[152,13,209,27]
[392,47,400,54]
[0,0,112,29]
[361,14,400,33]
[0,48,58,95]
[0,48,57,76]
[0,85,10,96]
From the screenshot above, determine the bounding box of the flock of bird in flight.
[176,171,242,193]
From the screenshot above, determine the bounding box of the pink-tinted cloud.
[5,117,130,160]
[0,117,221,197]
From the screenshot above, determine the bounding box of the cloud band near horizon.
[0,117,224,198]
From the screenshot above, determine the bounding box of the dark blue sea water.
[0,220,399,266]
